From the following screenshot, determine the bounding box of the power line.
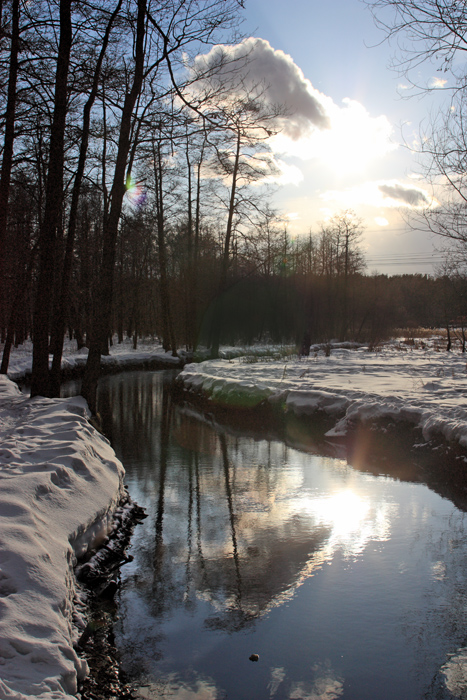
[365,251,445,267]
[367,258,440,261]
[365,228,415,235]
[367,261,439,267]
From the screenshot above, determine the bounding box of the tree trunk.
[1,242,38,374]
[185,131,193,350]
[210,129,241,358]
[0,0,20,337]
[153,139,177,356]
[49,0,123,397]
[81,0,147,414]
[31,0,72,397]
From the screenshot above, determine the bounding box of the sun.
[270,97,397,177]
[314,99,397,175]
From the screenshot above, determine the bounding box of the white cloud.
[191,38,330,139]
[191,39,398,177]
[261,159,304,186]
[429,76,448,89]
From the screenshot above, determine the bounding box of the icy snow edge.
[179,349,467,451]
[0,376,125,700]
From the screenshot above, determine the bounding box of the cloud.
[191,40,397,177]
[265,159,304,186]
[378,182,431,207]
[321,180,434,209]
[201,149,303,188]
[429,76,448,89]
[191,38,330,139]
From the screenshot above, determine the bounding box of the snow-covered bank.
[178,339,467,452]
[0,376,125,700]
[5,338,181,384]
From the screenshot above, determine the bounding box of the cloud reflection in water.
[269,661,344,700]
[136,673,220,700]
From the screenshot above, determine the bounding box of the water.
[93,370,467,700]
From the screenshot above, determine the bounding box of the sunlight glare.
[375,216,389,226]
[271,98,397,176]
[314,99,397,175]
[312,489,370,538]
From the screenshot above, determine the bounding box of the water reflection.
[285,661,344,700]
[137,673,220,700]
[92,371,467,700]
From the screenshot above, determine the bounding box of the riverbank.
[0,376,125,700]
[176,337,467,455]
[0,339,186,700]
[5,338,182,385]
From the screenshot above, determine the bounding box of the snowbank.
[178,340,467,451]
[5,338,181,383]
[0,376,125,700]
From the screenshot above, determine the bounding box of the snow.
[5,338,181,383]
[0,375,124,700]
[1,333,467,699]
[178,338,467,450]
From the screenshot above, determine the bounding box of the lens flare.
[125,175,147,209]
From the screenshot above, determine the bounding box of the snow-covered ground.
[5,338,181,384]
[1,333,467,700]
[178,338,467,451]
[0,375,125,699]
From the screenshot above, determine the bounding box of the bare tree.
[81,0,244,412]
[0,0,19,335]
[367,0,467,263]
[200,89,283,356]
[366,0,467,93]
[406,98,467,246]
[30,0,72,398]
[81,0,147,412]
[48,0,124,397]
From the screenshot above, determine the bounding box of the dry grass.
[394,327,447,340]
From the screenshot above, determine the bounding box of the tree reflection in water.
[93,370,467,700]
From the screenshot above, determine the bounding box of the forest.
[1,0,467,411]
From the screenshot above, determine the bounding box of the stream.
[81,369,467,699]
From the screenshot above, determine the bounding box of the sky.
[216,0,451,275]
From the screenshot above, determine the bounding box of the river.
[88,369,467,700]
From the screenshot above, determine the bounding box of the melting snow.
[178,339,467,450]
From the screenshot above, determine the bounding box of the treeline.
[2,163,463,355]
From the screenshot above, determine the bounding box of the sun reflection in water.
[260,488,395,614]
[313,490,370,536]
[304,488,394,559]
